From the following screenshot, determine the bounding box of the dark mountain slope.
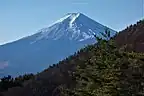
[115,20,144,52]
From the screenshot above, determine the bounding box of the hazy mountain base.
[1,20,144,96]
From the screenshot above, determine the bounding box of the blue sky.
[0,0,143,45]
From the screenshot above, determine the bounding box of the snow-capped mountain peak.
[0,13,116,77]
[68,13,80,28]
[31,12,116,44]
[53,13,80,26]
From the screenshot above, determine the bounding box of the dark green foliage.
[115,19,144,52]
[61,28,144,96]
[0,73,34,93]
[0,75,16,92]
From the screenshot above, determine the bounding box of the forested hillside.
[0,20,144,96]
[115,19,144,52]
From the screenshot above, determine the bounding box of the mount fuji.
[0,13,116,77]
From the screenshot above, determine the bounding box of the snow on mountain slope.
[31,13,115,43]
[0,13,117,77]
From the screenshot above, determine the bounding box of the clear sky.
[0,0,143,45]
